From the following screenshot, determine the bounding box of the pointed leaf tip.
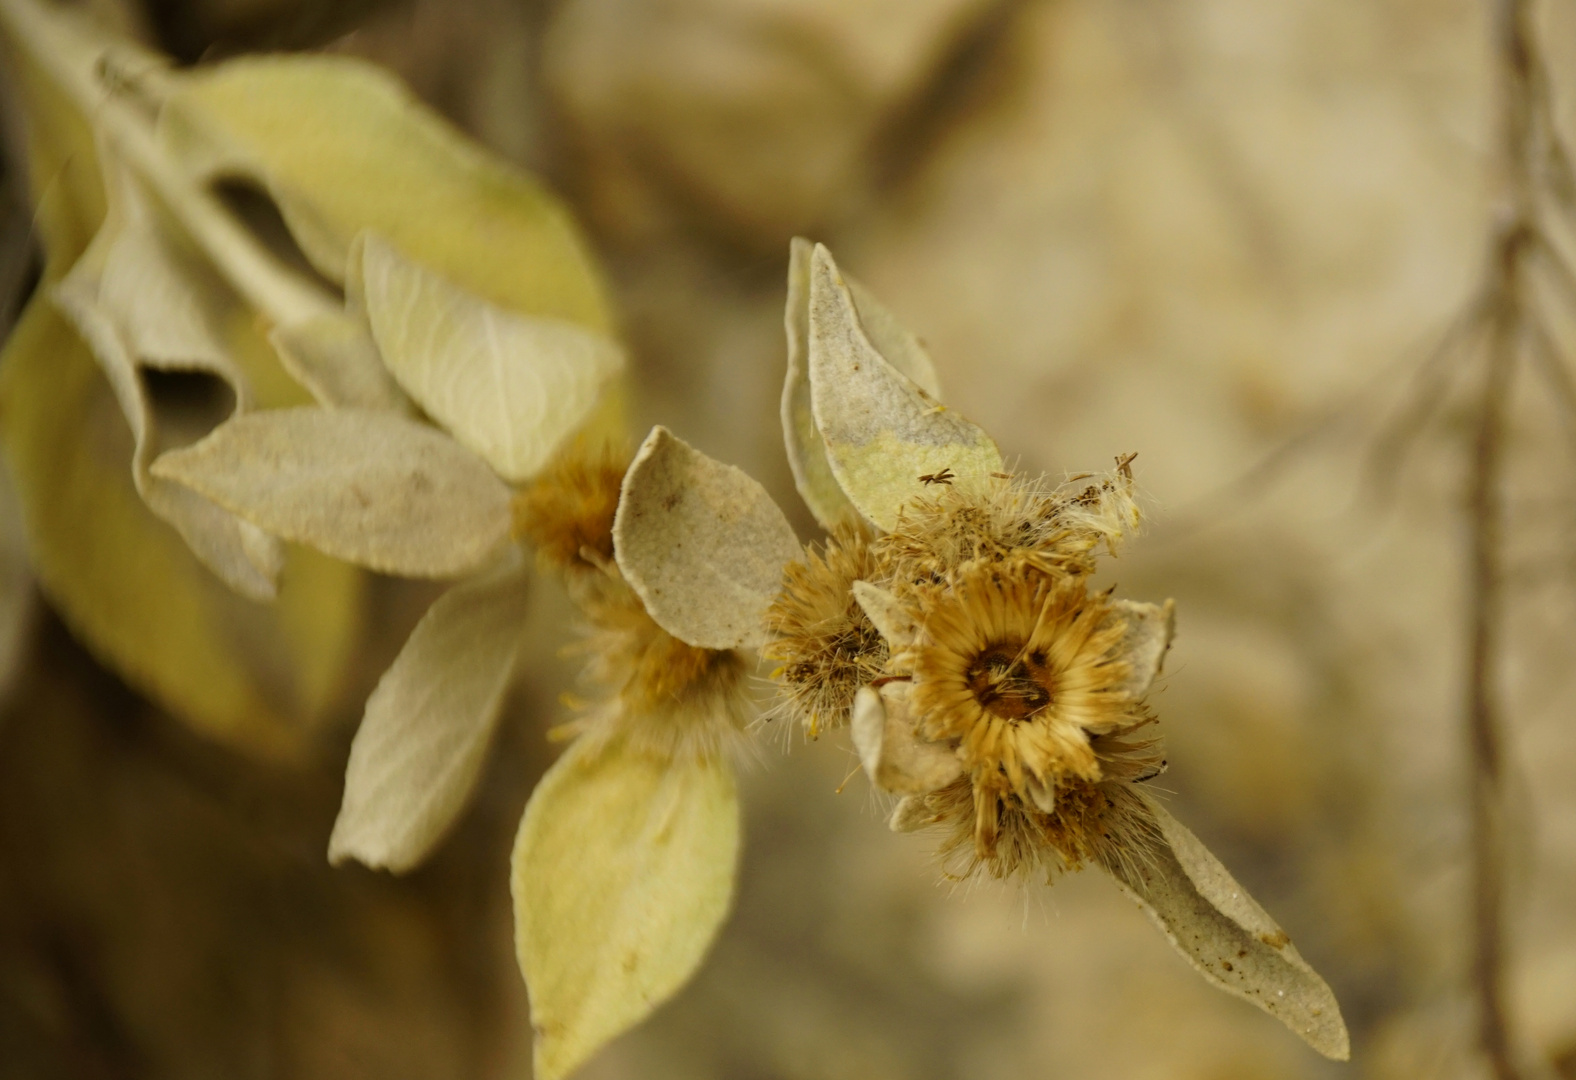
[804,244,1002,531]
[1104,799,1350,1060]
[613,426,801,650]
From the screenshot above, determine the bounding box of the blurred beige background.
[2,0,1574,1077]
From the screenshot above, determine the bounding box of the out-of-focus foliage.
[0,21,361,755]
[159,55,616,331]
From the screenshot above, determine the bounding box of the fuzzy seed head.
[513,440,630,572]
[559,573,753,763]
[908,561,1136,787]
[763,524,885,737]
[521,440,751,763]
[880,470,1141,585]
[903,560,1165,878]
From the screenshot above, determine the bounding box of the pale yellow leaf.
[0,0,363,755]
[613,426,802,650]
[0,300,361,757]
[806,243,1002,531]
[330,558,531,872]
[1103,799,1350,1060]
[358,234,624,482]
[513,737,739,1080]
[152,407,513,579]
[781,237,858,530]
[157,54,615,333]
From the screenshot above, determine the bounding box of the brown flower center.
[965,641,1055,721]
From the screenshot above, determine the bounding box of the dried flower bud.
[762,523,885,737]
[513,439,630,572]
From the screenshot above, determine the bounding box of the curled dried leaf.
[0,301,361,756]
[851,683,964,795]
[782,237,860,530]
[1106,598,1175,699]
[782,238,945,531]
[613,426,802,650]
[52,151,281,600]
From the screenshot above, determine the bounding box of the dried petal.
[513,737,739,1080]
[851,579,919,648]
[358,234,624,483]
[806,244,1002,531]
[613,426,801,650]
[1103,800,1350,1060]
[329,558,531,872]
[852,683,964,795]
[1107,598,1176,698]
[152,407,513,578]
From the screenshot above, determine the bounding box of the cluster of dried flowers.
[610,240,1348,1066]
[0,2,1347,1076]
[766,460,1173,884]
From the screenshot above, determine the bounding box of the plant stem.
[1470,1,1532,1077]
[0,0,337,329]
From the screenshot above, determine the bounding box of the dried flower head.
[762,523,885,737]
[879,464,1141,584]
[513,439,631,572]
[511,437,756,762]
[805,468,1175,882]
[892,556,1169,878]
[558,569,753,763]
